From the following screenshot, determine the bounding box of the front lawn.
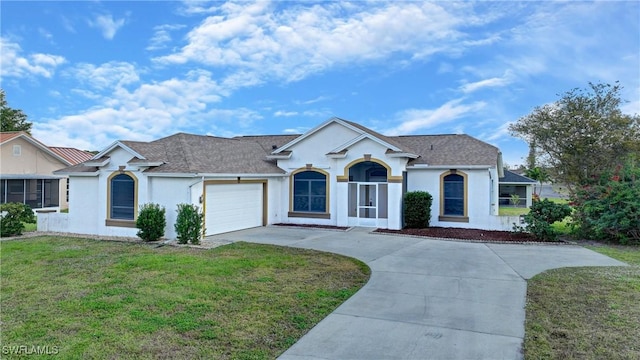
[524,244,640,359]
[0,237,370,359]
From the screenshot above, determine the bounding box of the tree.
[525,167,551,196]
[509,82,640,193]
[1,89,32,133]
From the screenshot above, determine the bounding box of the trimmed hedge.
[403,191,433,228]
[175,203,205,245]
[136,203,166,242]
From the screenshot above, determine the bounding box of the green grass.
[0,237,370,359]
[22,222,37,232]
[524,244,640,359]
[499,206,529,216]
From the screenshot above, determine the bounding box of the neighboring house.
[498,170,536,208]
[1,132,93,211]
[55,117,513,239]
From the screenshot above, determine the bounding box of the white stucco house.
[54,117,513,239]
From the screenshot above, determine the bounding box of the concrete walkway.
[206,226,626,360]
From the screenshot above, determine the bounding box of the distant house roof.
[49,147,93,165]
[1,131,92,167]
[499,170,537,184]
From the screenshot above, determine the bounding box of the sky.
[1,1,638,167]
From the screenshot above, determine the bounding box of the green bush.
[175,203,204,245]
[18,203,36,223]
[572,164,640,244]
[1,202,27,237]
[136,203,166,242]
[403,191,433,228]
[514,199,572,241]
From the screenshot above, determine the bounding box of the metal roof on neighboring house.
[49,147,94,165]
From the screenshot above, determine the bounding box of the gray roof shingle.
[391,134,500,166]
[124,133,288,174]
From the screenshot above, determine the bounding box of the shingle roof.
[499,170,537,183]
[58,120,502,175]
[391,134,500,166]
[120,133,288,174]
[233,134,301,153]
[49,147,93,165]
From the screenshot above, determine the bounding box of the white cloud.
[274,110,298,117]
[147,24,187,51]
[68,62,140,90]
[154,2,492,87]
[387,99,486,135]
[295,96,330,105]
[0,37,66,78]
[460,70,513,94]
[89,13,126,40]
[33,69,246,149]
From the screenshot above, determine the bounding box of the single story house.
[498,170,537,208]
[56,117,516,239]
[1,131,93,211]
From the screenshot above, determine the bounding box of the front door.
[348,182,388,227]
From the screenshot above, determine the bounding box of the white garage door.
[205,182,264,235]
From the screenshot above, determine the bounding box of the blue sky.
[1,1,638,167]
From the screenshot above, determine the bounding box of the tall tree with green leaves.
[509,82,640,193]
[1,89,32,133]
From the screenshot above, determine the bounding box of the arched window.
[293,171,327,213]
[109,173,135,220]
[440,171,468,222]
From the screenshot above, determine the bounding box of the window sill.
[438,215,469,223]
[105,219,136,228]
[288,212,331,219]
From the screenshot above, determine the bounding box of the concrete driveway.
[205,226,626,360]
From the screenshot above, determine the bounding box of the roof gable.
[1,131,73,166]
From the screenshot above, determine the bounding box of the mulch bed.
[375,227,544,243]
[274,223,547,242]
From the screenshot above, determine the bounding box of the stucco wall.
[277,135,407,229]
[406,167,505,230]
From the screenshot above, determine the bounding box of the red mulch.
[375,227,541,242]
[274,223,546,242]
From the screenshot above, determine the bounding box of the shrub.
[514,199,572,241]
[403,191,433,228]
[509,194,521,207]
[136,203,166,242]
[0,202,27,237]
[175,203,204,245]
[18,203,36,223]
[572,164,640,244]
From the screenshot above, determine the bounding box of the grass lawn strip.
[1,237,370,359]
[524,244,640,359]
